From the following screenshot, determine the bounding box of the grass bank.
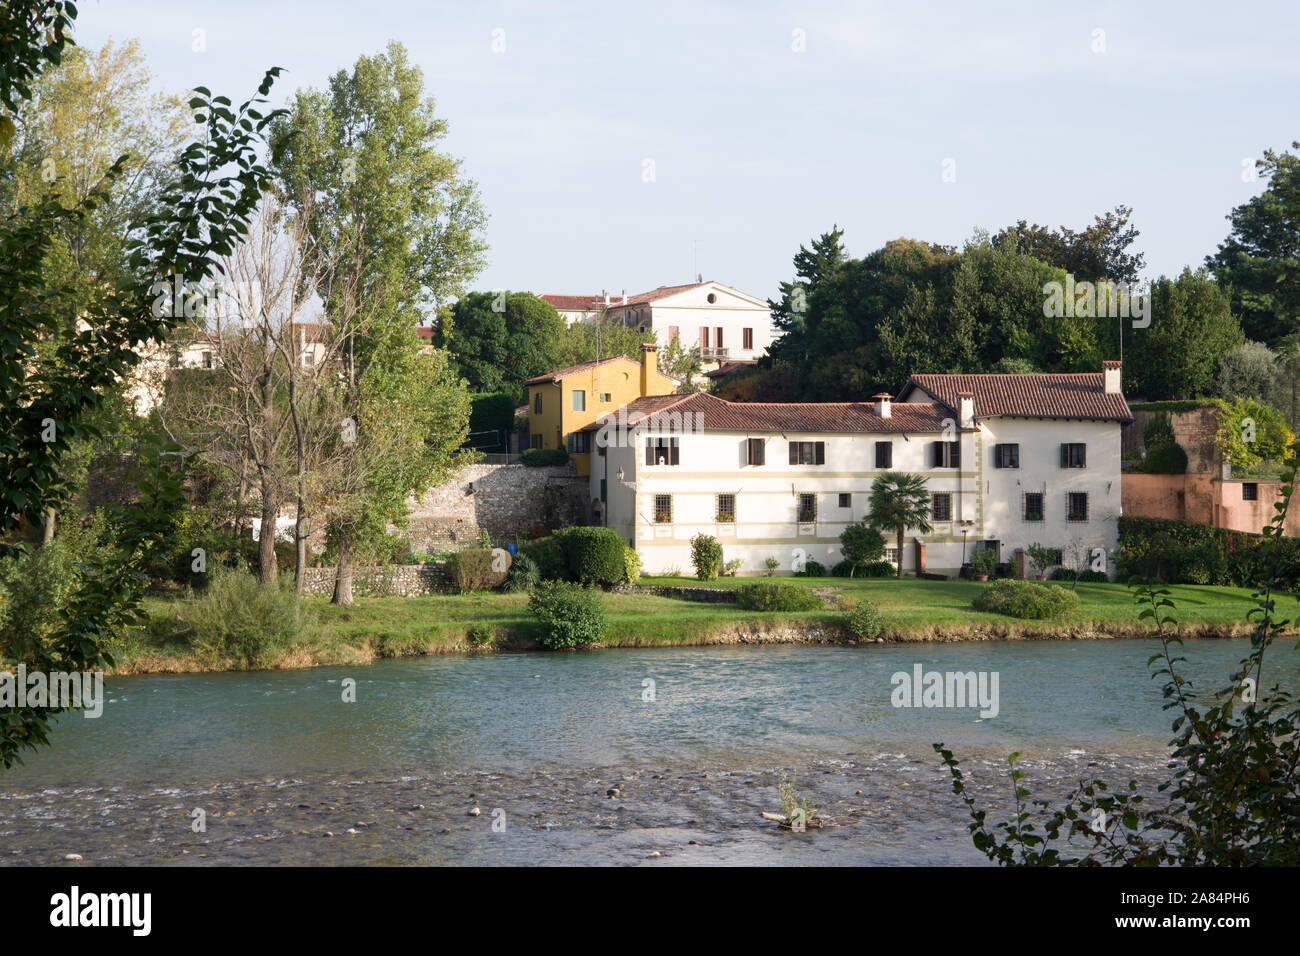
[108,577,1269,675]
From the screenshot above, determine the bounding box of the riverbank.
[108,578,1266,675]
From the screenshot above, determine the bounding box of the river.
[0,639,1285,865]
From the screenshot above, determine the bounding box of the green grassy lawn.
[122,576,1268,674]
[638,575,1265,628]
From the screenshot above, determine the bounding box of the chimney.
[640,342,658,394]
[622,289,628,305]
[872,392,892,419]
[1103,359,1121,394]
[604,292,610,306]
[957,391,975,429]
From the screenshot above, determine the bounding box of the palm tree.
[867,472,933,578]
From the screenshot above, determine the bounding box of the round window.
[707,293,717,304]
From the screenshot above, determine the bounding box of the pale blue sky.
[77,0,1299,303]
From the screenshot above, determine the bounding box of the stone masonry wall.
[1124,407,1223,475]
[298,563,451,597]
[401,461,589,553]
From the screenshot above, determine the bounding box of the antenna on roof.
[693,240,701,284]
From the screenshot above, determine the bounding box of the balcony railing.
[701,346,730,360]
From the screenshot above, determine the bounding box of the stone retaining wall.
[298,563,451,597]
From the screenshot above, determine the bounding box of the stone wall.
[298,563,451,597]
[1124,406,1223,475]
[401,461,589,553]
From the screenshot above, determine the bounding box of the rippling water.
[0,639,1286,865]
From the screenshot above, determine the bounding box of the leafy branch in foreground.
[935,442,1300,865]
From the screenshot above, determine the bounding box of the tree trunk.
[258,481,278,585]
[42,507,56,545]
[896,527,904,578]
[332,531,354,606]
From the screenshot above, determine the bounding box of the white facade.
[589,376,1128,578]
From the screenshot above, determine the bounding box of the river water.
[0,639,1284,865]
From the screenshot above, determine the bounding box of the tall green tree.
[992,204,1146,284]
[271,41,486,604]
[1206,143,1300,346]
[866,473,933,579]
[1125,269,1244,398]
[436,291,566,396]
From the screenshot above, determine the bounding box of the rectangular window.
[654,494,672,523]
[202,352,213,369]
[600,392,612,403]
[838,493,851,509]
[700,327,709,349]
[788,441,825,465]
[797,493,817,523]
[568,432,591,453]
[668,325,679,343]
[745,437,765,465]
[533,392,542,414]
[875,441,892,468]
[932,493,952,522]
[993,443,1020,468]
[302,351,315,367]
[715,327,723,349]
[1061,443,1087,468]
[1023,492,1044,522]
[1067,492,1089,522]
[742,327,753,350]
[645,437,680,466]
[933,440,961,468]
[1243,482,1259,501]
[716,493,736,522]
[572,390,586,412]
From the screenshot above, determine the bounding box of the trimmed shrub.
[1178,544,1230,586]
[1049,567,1078,581]
[796,559,827,577]
[690,534,724,580]
[529,581,606,648]
[859,560,896,578]
[557,526,626,586]
[972,580,1079,620]
[501,552,539,593]
[830,560,853,577]
[446,548,507,593]
[736,581,823,612]
[622,547,642,584]
[846,600,885,639]
[521,447,569,467]
[522,536,567,581]
[1132,441,1188,475]
[1078,569,1110,583]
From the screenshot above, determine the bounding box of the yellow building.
[524,344,676,476]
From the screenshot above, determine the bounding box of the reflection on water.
[0,639,1285,865]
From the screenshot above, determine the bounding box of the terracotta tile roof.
[615,281,713,308]
[703,360,756,379]
[523,355,633,386]
[580,392,951,434]
[416,326,433,340]
[539,294,611,312]
[902,373,1133,422]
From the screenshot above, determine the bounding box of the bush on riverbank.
[972,580,1079,619]
[736,581,823,612]
[521,527,626,587]
[846,600,885,639]
[1117,515,1300,587]
[528,581,606,648]
[147,564,313,667]
[446,548,508,593]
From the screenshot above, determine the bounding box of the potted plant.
[1026,542,1052,580]
[970,547,997,582]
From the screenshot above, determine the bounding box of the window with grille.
[745,437,765,465]
[654,495,672,523]
[1023,492,1044,521]
[797,493,817,522]
[1061,443,1087,468]
[932,492,952,521]
[716,493,736,522]
[1243,483,1258,501]
[789,441,825,465]
[838,493,851,508]
[645,437,680,466]
[875,441,892,468]
[993,443,1019,468]
[1067,492,1089,522]
[932,440,960,468]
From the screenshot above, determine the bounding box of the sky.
[73,0,1300,304]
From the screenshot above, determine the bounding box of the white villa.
[542,280,774,366]
[585,362,1132,577]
